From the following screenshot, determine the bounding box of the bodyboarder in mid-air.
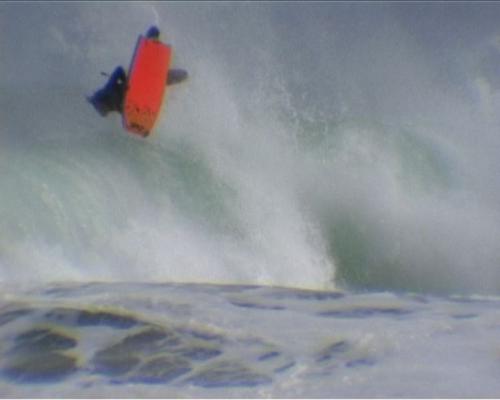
[88,26,188,117]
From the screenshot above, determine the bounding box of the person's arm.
[167,69,188,86]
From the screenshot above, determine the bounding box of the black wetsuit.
[88,66,127,117]
[88,67,188,117]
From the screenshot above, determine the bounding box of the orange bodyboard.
[123,36,172,137]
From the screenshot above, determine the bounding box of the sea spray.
[1,3,500,295]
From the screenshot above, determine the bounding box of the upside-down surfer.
[88,26,188,118]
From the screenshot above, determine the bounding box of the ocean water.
[1,2,500,397]
[2,282,500,398]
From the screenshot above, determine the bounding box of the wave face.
[2,3,500,294]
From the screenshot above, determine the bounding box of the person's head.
[146,26,160,39]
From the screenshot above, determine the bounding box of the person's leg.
[106,66,127,90]
[88,66,127,116]
[109,67,127,113]
[167,69,188,86]
[104,66,127,113]
[87,88,110,117]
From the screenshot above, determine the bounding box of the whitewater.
[1,2,500,397]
